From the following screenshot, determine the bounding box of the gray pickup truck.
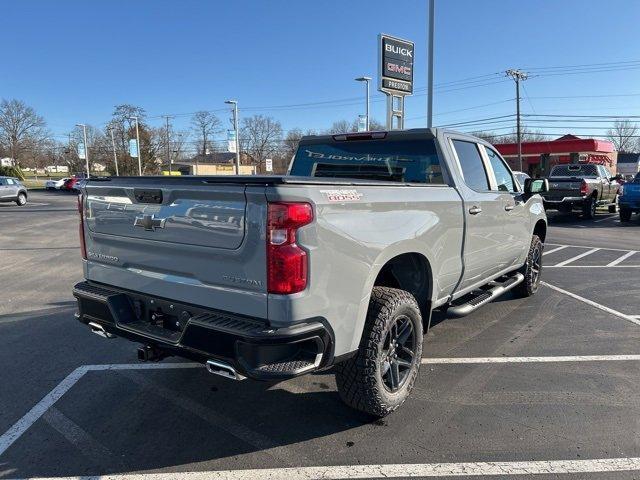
[541,164,621,218]
[73,129,548,416]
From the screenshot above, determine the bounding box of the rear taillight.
[580,180,588,195]
[78,193,87,260]
[267,202,313,294]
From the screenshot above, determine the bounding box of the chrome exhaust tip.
[88,321,116,339]
[206,360,245,381]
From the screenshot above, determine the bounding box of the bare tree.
[102,105,149,175]
[191,111,222,156]
[240,115,283,173]
[0,99,48,167]
[607,119,638,153]
[327,118,385,134]
[469,131,499,143]
[491,126,548,144]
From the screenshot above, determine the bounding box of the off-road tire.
[15,193,27,206]
[620,207,632,222]
[514,235,543,298]
[582,196,596,219]
[335,287,423,418]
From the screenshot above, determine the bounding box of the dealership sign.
[378,34,414,95]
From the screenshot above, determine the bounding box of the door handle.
[468,206,482,215]
[504,204,515,211]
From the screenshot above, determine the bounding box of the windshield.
[290,139,444,184]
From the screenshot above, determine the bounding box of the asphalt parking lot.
[1,191,639,479]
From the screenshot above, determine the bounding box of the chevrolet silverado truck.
[73,129,548,417]
[619,171,640,222]
[541,164,620,218]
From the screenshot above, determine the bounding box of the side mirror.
[524,178,549,194]
[610,174,623,182]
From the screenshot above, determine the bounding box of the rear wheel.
[15,193,27,206]
[620,207,632,222]
[582,196,596,219]
[335,287,423,417]
[515,235,543,298]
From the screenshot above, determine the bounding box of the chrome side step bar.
[206,359,245,381]
[447,273,525,318]
[88,321,116,339]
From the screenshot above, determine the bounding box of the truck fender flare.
[348,243,436,353]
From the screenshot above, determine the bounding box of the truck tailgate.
[545,177,583,199]
[82,182,268,318]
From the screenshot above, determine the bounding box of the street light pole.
[427,0,435,128]
[225,100,240,175]
[130,116,142,176]
[75,123,90,179]
[355,77,371,131]
[108,126,119,176]
[505,69,529,172]
[163,115,172,174]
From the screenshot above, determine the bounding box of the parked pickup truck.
[619,171,640,222]
[541,163,621,218]
[73,129,548,417]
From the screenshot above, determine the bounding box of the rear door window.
[451,140,490,191]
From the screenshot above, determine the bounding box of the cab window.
[451,140,490,191]
[485,147,516,192]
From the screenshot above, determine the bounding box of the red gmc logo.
[387,62,412,75]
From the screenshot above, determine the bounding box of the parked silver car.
[0,177,28,206]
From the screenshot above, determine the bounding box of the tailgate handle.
[134,189,163,204]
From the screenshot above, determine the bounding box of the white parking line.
[542,245,568,256]
[10,457,640,479]
[594,215,616,223]
[606,250,636,267]
[422,355,640,364]
[552,248,600,267]
[0,363,200,457]
[546,243,637,253]
[546,265,640,268]
[541,282,640,326]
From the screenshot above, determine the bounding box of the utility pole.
[108,126,119,176]
[505,69,528,172]
[225,100,240,175]
[355,77,371,131]
[75,123,90,179]
[427,0,435,128]
[163,116,173,174]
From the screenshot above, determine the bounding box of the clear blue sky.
[3,0,640,141]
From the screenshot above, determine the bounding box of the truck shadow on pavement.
[0,307,377,477]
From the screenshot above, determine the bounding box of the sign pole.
[378,34,414,130]
[427,0,435,128]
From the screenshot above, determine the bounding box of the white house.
[0,157,15,167]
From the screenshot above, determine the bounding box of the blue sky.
[3,0,640,142]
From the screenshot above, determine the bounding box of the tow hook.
[88,322,116,339]
[137,345,168,362]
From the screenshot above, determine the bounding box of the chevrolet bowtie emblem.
[134,214,166,231]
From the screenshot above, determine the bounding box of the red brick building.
[495,135,617,177]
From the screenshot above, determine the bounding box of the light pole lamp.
[225,100,240,175]
[75,123,90,179]
[355,76,371,131]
